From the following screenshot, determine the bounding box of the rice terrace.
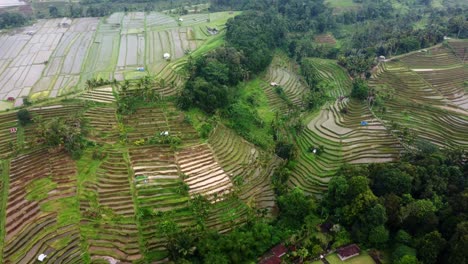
[0,0,467,263]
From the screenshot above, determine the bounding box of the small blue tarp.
[360,121,368,126]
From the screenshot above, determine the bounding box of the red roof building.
[259,244,287,264]
[337,244,360,261]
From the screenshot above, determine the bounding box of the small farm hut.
[160,131,169,136]
[378,55,386,61]
[207,27,219,35]
[10,127,17,134]
[59,18,71,28]
[270,82,278,86]
[337,244,360,261]
[360,121,368,126]
[37,254,47,262]
[137,67,145,72]
[178,18,184,22]
[163,53,171,60]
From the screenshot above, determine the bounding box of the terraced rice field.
[22,104,86,149]
[369,42,468,149]
[448,40,468,62]
[78,86,115,103]
[123,103,199,144]
[0,11,236,103]
[177,144,233,200]
[80,151,142,262]
[290,58,402,195]
[293,99,402,195]
[0,18,98,101]
[0,112,18,159]
[314,34,337,45]
[262,55,309,109]
[208,125,280,212]
[399,46,461,69]
[84,106,119,144]
[304,58,352,98]
[127,144,254,253]
[2,149,83,264]
[0,94,274,261]
[397,43,468,110]
[417,65,468,109]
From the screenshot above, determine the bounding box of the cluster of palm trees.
[85,78,116,91]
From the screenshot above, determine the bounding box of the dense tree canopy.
[0,12,29,30]
[323,148,467,263]
[34,115,88,159]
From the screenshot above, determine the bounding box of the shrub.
[275,141,296,160]
[17,109,32,126]
[92,149,107,160]
[133,139,146,146]
[35,116,87,159]
[350,79,369,100]
[198,122,213,139]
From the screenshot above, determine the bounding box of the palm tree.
[85,79,93,91]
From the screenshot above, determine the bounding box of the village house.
[337,244,361,261]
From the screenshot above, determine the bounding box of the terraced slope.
[417,66,468,110]
[314,34,337,45]
[293,99,402,195]
[370,58,468,149]
[154,59,187,96]
[263,55,308,108]
[129,145,249,258]
[80,151,141,263]
[23,104,85,149]
[177,144,233,200]
[392,44,468,111]
[0,11,237,102]
[78,86,116,103]
[0,112,18,159]
[399,46,461,69]
[448,40,468,62]
[84,106,119,144]
[290,58,401,195]
[208,125,280,212]
[123,103,199,144]
[304,58,352,98]
[2,149,83,264]
[374,62,448,106]
[128,145,192,253]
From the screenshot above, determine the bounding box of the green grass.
[326,251,375,264]
[240,78,276,123]
[25,177,57,201]
[189,31,226,59]
[326,0,360,8]
[225,78,276,150]
[0,101,13,111]
[77,149,103,186]
[431,0,443,8]
[41,196,81,226]
[0,160,10,263]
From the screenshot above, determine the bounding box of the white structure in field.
[163,53,171,60]
[38,254,47,262]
